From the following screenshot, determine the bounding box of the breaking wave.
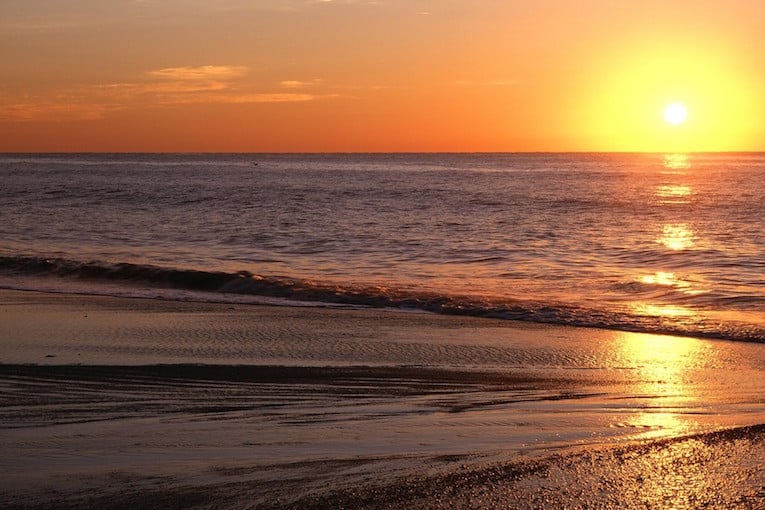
[1,255,764,344]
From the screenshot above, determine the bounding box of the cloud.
[101,65,329,105]
[280,79,323,88]
[123,66,328,104]
[0,102,124,122]
[147,65,249,81]
[56,65,251,108]
[167,93,321,105]
[456,79,518,87]
[281,80,309,88]
[98,80,230,97]
[0,65,338,122]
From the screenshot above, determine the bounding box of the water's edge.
[3,254,763,343]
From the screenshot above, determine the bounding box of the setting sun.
[0,1,763,152]
[664,103,688,125]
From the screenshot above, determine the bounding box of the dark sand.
[2,289,765,508]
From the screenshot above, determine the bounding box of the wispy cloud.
[280,79,324,89]
[99,80,230,96]
[1,64,336,122]
[90,65,251,100]
[456,79,518,87]
[1,22,82,32]
[167,92,321,105]
[147,65,249,81]
[0,101,125,122]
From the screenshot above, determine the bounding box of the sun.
[664,103,688,125]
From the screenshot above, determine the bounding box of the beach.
[4,0,765,505]
[2,288,765,508]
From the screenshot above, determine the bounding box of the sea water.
[1,152,764,342]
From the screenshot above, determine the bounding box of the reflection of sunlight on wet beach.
[619,412,687,440]
[615,332,702,374]
[610,332,706,438]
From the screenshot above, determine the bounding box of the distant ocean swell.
[3,255,763,344]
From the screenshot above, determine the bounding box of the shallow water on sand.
[3,292,765,467]
[3,291,765,508]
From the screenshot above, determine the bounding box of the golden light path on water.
[627,153,701,324]
[614,153,762,442]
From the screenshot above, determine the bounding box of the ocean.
[2,152,764,342]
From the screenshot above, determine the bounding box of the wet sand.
[2,289,765,508]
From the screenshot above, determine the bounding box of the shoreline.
[3,255,764,346]
[3,288,765,508]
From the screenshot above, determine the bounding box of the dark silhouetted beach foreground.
[2,289,765,508]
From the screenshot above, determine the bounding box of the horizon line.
[2,150,764,155]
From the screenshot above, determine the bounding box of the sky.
[1,0,763,152]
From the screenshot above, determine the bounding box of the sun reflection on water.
[658,223,695,251]
[639,271,688,288]
[610,332,707,439]
[656,184,692,205]
[631,302,696,318]
[662,153,691,171]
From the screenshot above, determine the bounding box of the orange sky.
[1,0,763,152]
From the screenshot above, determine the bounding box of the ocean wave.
[1,255,764,344]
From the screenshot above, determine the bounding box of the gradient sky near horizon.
[1,0,763,152]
